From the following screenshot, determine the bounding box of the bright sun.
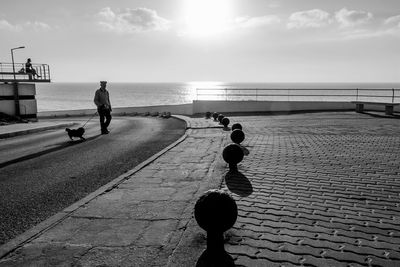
[183,0,232,38]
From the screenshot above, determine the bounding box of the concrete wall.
[0,83,37,118]
[192,100,355,114]
[38,103,193,118]
[0,99,37,116]
[359,103,400,112]
[38,100,400,118]
[0,83,36,96]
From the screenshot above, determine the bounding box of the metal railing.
[196,88,399,103]
[0,62,51,82]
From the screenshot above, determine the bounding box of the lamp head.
[12,46,25,50]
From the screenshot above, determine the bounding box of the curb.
[0,115,190,260]
[166,125,229,266]
[0,123,76,139]
[172,115,192,129]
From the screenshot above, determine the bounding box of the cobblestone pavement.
[217,112,400,267]
[1,112,400,266]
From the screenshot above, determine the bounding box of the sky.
[0,0,399,82]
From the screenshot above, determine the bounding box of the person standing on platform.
[94,81,112,134]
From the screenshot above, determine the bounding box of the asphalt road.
[0,116,186,245]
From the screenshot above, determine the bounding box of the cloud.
[235,15,281,28]
[0,19,20,31]
[335,8,373,28]
[24,21,51,31]
[384,15,400,27]
[0,19,51,32]
[98,7,170,33]
[327,12,400,40]
[287,9,331,29]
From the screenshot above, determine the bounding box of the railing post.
[392,88,395,103]
[43,65,46,80]
[225,88,227,101]
[356,88,358,101]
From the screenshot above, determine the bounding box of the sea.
[35,82,400,112]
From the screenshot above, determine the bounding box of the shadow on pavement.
[196,250,235,267]
[224,170,253,197]
[360,111,400,119]
[0,134,101,169]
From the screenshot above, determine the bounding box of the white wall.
[0,83,35,96]
[192,100,355,114]
[37,100,400,118]
[0,83,37,117]
[38,104,193,117]
[0,100,38,116]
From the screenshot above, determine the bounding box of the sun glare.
[183,0,232,38]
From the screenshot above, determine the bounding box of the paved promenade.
[0,111,399,266]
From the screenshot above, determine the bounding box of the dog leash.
[81,111,98,128]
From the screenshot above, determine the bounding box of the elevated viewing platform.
[0,62,51,119]
[0,62,51,83]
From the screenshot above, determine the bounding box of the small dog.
[65,127,86,141]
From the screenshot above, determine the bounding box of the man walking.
[94,81,112,134]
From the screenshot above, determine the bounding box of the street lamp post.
[11,46,25,80]
[10,46,25,117]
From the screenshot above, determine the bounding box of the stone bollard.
[231,123,242,131]
[195,189,237,267]
[212,112,219,121]
[222,143,244,172]
[205,111,211,119]
[221,117,230,128]
[230,129,245,145]
[217,114,225,123]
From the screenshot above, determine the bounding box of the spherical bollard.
[221,117,230,128]
[231,123,242,131]
[212,112,219,121]
[217,114,225,123]
[205,111,211,119]
[222,143,244,172]
[230,129,245,144]
[195,189,237,266]
[195,189,237,233]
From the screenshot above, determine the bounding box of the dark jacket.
[94,88,111,110]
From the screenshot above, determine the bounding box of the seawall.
[37,100,399,118]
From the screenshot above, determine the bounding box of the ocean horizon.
[35,82,400,112]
